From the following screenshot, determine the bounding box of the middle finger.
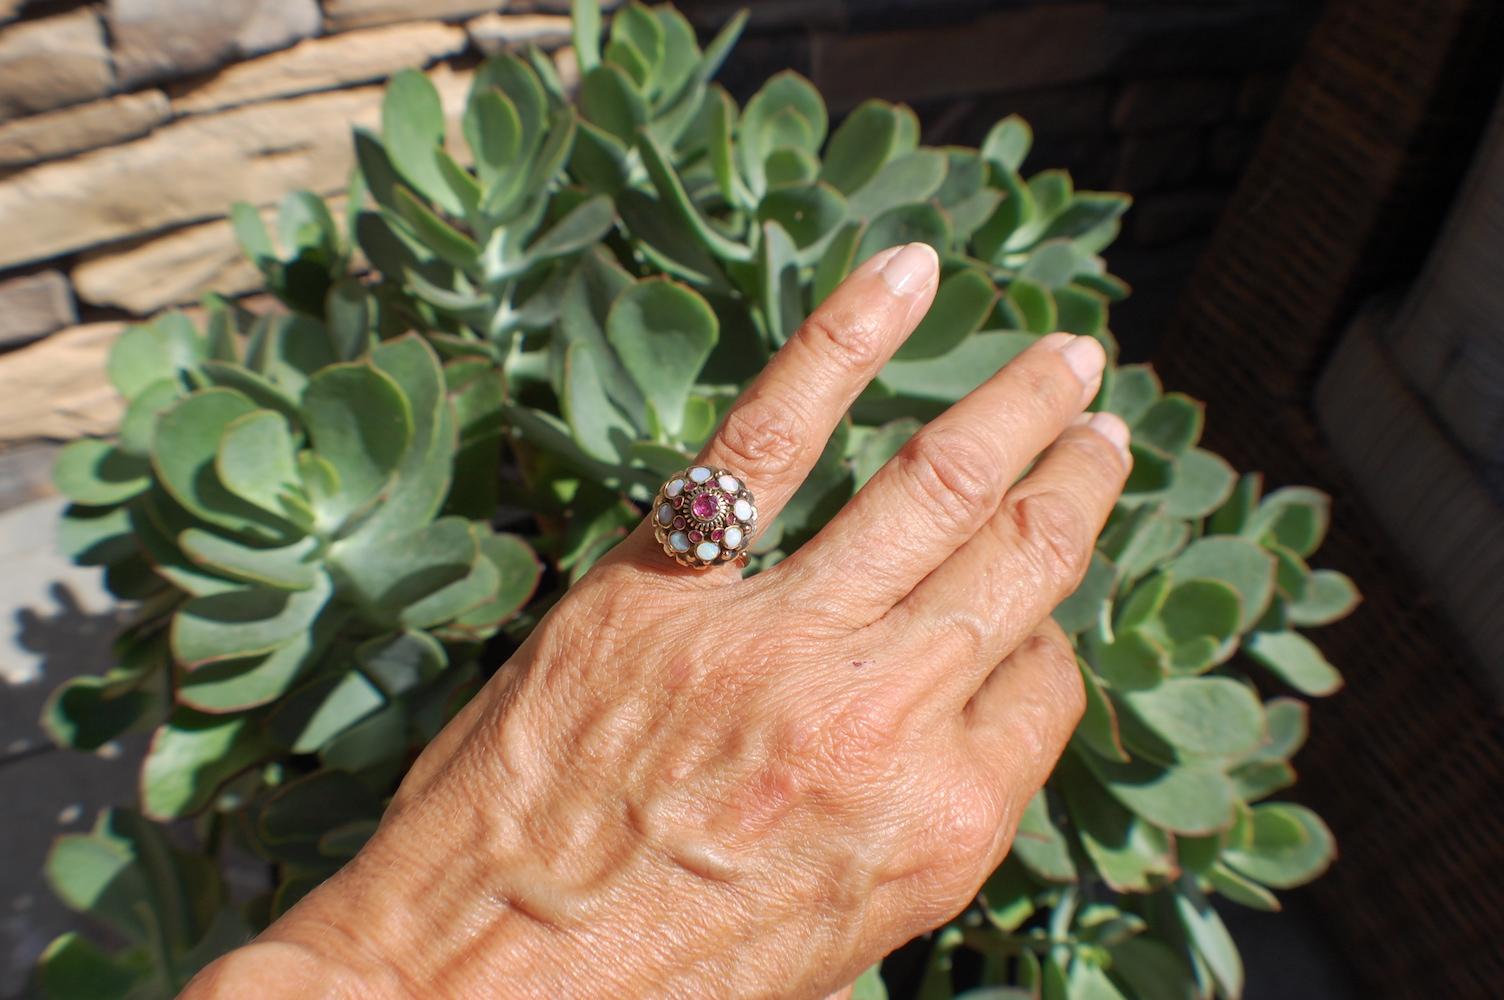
[773,333,1106,618]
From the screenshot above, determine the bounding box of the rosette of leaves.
[40,2,1358,998]
[43,308,541,993]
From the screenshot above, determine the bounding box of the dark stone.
[1113,127,1203,194]
[1113,76,1235,133]
[1131,189,1230,246]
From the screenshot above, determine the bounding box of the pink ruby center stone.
[690,493,720,520]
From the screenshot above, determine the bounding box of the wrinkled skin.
[186,244,1130,999]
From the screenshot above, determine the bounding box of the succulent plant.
[41,1,1356,997]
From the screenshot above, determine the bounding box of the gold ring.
[651,466,758,568]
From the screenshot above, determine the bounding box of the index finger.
[607,242,940,573]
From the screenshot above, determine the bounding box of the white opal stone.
[695,541,721,561]
[669,531,691,552]
[717,474,740,493]
[733,499,754,522]
[688,466,712,483]
[656,503,673,525]
[665,478,686,497]
[722,525,744,549]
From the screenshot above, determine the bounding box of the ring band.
[652,465,758,568]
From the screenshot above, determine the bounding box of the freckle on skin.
[851,659,873,670]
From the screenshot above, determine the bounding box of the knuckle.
[1007,488,1094,594]
[1029,628,1087,728]
[798,310,888,373]
[715,397,806,476]
[895,429,1000,529]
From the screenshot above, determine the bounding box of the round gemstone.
[671,496,684,509]
[656,503,673,526]
[711,529,723,541]
[688,466,712,483]
[695,541,721,562]
[688,529,703,543]
[672,516,686,529]
[717,474,740,493]
[690,493,719,520]
[668,531,691,552]
[722,525,744,549]
[665,478,686,497]
[733,499,754,522]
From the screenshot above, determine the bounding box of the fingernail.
[880,243,938,295]
[1057,334,1106,388]
[1085,411,1131,460]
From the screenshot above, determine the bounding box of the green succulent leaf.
[1244,630,1343,696]
[382,69,462,217]
[898,267,997,360]
[606,277,718,435]
[301,363,414,530]
[1120,676,1263,759]
[142,711,269,819]
[54,440,151,506]
[171,571,332,667]
[107,314,204,399]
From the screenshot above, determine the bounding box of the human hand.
[185,243,1130,999]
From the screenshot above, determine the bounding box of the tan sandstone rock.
[73,196,351,314]
[466,12,571,54]
[324,0,508,31]
[0,322,125,443]
[173,22,468,114]
[108,0,322,86]
[0,64,471,270]
[0,90,170,169]
[0,10,114,122]
[0,271,76,346]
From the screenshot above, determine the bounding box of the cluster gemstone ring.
[651,466,758,569]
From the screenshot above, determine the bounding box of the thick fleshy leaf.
[855,202,951,265]
[1080,751,1237,835]
[301,363,413,529]
[896,267,997,360]
[563,342,636,461]
[528,193,617,262]
[1163,447,1236,519]
[1134,393,1203,454]
[1076,660,1129,762]
[1108,938,1199,1000]
[1053,550,1115,635]
[1105,363,1161,424]
[37,932,149,999]
[463,88,522,186]
[847,150,947,219]
[400,527,500,629]
[1244,630,1343,696]
[1011,790,1076,883]
[393,186,479,269]
[141,711,268,819]
[1169,536,1275,630]
[1085,628,1167,690]
[760,220,802,346]
[59,503,135,567]
[821,100,899,195]
[53,440,150,506]
[639,128,752,261]
[1060,754,1175,892]
[1286,569,1360,626]
[331,515,476,623]
[580,63,647,143]
[981,114,1032,172]
[43,674,156,752]
[1175,889,1243,1000]
[1121,677,1263,759]
[176,613,334,714]
[605,277,718,436]
[1223,803,1335,888]
[118,376,187,457]
[1005,277,1057,335]
[153,389,297,543]
[171,571,332,666]
[1247,486,1330,557]
[757,183,847,250]
[107,313,204,399]
[357,629,447,696]
[214,410,304,525]
[349,335,454,542]
[268,670,385,753]
[260,770,384,848]
[382,69,462,216]
[178,530,320,591]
